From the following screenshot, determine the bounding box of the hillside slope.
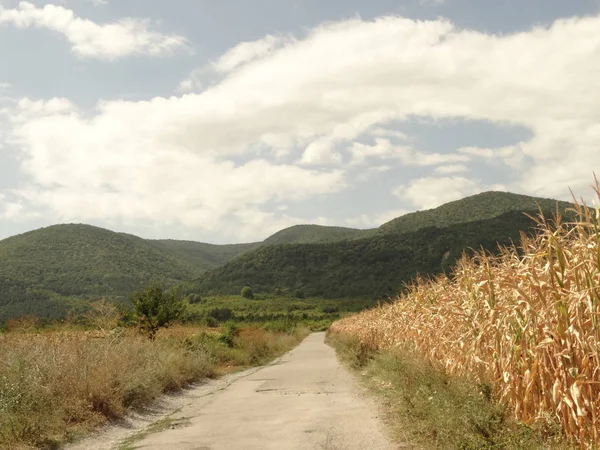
[196,192,573,298]
[379,191,572,235]
[262,225,370,246]
[0,191,573,322]
[149,239,260,271]
[0,224,201,297]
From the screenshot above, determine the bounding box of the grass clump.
[0,324,307,449]
[328,334,569,449]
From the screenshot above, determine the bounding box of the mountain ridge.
[0,190,574,322]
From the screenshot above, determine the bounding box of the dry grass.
[330,182,600,448]
[0,324,306,449]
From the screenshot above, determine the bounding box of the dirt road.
[69,332,398,450]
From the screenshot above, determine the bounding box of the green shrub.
[219,323,240,348]
[204,316,220,328]
[241,286,254,299]
[188,294,202,304]
[131,282,185,340]
[207,307,233,322]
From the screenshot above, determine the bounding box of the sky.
[0,0,599,244]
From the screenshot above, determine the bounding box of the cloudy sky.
[0,0,599,243]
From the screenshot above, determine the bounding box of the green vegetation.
[196,209,566,298]
[148,239,260,272]
[240,286,254,299]
[0,227,255,323]
[262,224,370,245]
[327,333,571,449]
[179,294,370,331]
[379,191,571,235]
[0,224,202,323]
[131,283,186,339]
[0,324,308,449]
[0,191,574,324]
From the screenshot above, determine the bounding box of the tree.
[131,282,185,340]
[241,286,254,299]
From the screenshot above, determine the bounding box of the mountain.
[148,240,261,272]
[195,192,574,298]
[379,191,572,235]
[0,224,200,289]
[262,225,370,246]
[0,191,574,323]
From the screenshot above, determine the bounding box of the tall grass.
[330,183,600,447]
[0,325,306,449]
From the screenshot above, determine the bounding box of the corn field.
[330,183,600,447]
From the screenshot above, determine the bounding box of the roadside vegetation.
[0,288,308,449]
[328,334,571,449]
[179,293,371,332]
[329,186,600,448]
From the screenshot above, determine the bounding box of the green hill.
[262,225,370,246]
[0,191,574,323]
[0,225,207,321]
[379,191,571,235]
[148,239,260,272]
[195,192,573,299]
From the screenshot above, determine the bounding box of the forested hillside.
[379,191,571,234]
[0,191,573,323]
[196,192,574,298]
[195,210,550,299]
[0,225,206,322]
[262,225,370,245]
[149,239,261,271]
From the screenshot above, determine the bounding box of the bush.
[204,316,220,328]
[241,286,254,299]
[188,294,202,304]
[131,282,186,340]
[219,323,240,348]
[207,307,234,322]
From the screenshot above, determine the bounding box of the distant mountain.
[0,191,574,323]
[379,191,572,235]
[0,223,283,322]
[195,192,573,299]
[0,224,201,299]
[148,239,261,272]
[262,225,370,246]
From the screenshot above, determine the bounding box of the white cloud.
[212,34,291,73]
[434,164,469,174]
[4,13,600,239]
[458,145,528,169]
[350,138,469,166]
[300,138,342,165]
[0,191,39,220]
[419,0,446,6]
[371,128,408,140]
[356,164,393,182]
[4,97,345,237]
[345,208,409,228]
[0,2,188,59]
[0,83,11,89]
[178,68,204,94]
[394,176,482,209]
